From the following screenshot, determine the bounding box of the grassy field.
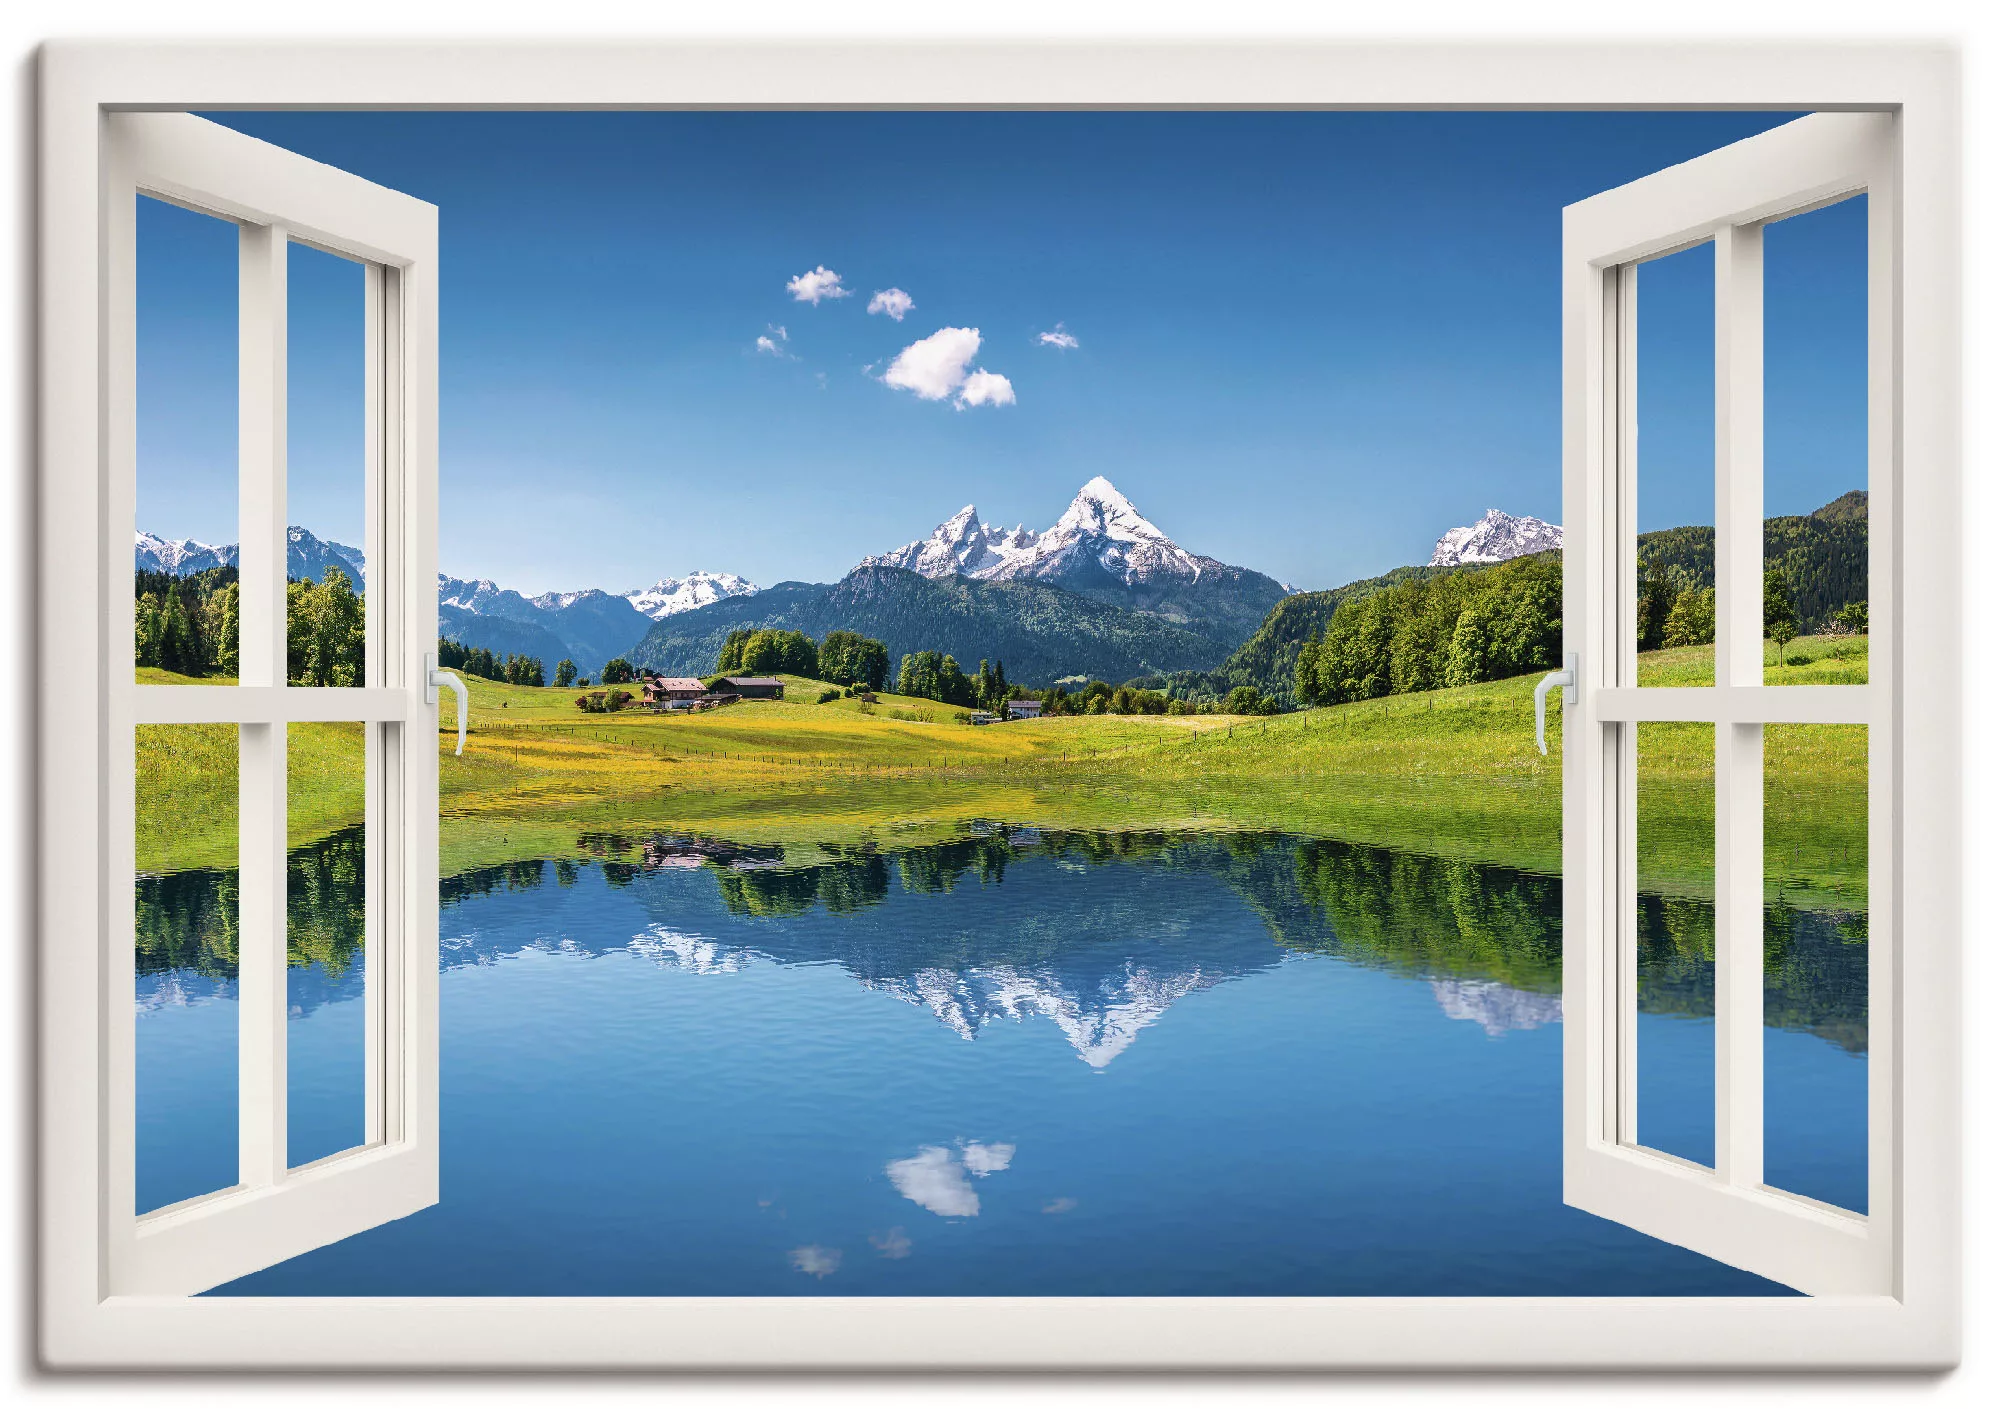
[133,640,1870,909]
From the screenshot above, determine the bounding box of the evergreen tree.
[1637,572,1675,652]
[1663,585,1717,648]
[1764,568,1798,655]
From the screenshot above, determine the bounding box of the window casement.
[36,41,1959,1372]
[69,111,439,1299]
[1560,112,1898,1298]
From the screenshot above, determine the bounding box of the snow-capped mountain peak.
[622,570,760,621]
[1052,475,1159,542]
[1429,509,1564,568]
[857,476,1212,589]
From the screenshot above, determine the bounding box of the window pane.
[1763,195,1869,684]
[287,721,370,1167]
[135,196,239,685]
[1633,243,1717,687]
[1632,721,1716,1166]
[136,723,239,1212]
[1763,723,1868,1211]
[286,242,369,687]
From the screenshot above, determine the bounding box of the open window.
[1560,113,1894,1296]
[102,113,440,1295]
[37,43,1958,1373]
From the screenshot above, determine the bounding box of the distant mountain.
[631,564,1230,685]
[436,575,651,677]
[1430,509,1564,567]
[434,567,759,676]
[135,526,365,584]
[623,571,760,621]
[135,531,235,577]
[437,601,578,671]
[860,476,1291,647]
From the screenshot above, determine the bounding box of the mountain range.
[633,477,1301,682]
[137,526,760,678]
[138,488,1574,688]
[136,527,367,585]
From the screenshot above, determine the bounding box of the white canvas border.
[35,38,1961,1370]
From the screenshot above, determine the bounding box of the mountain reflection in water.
[132,823,1866,1295]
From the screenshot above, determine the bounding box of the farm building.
[720,676,785,700]
[642,676,707,704]
[1005,698,1043,719]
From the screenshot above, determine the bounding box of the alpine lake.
[136,803,1867,1297]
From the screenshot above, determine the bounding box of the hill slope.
[630,564,1231,684]
[1202,491,1867,702]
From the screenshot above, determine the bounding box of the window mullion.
[236,221,289,1189]
[1713,220,1766,1190]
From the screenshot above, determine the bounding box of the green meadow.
[135,636,1869,912]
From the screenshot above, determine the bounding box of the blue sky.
[135,111,1867,595]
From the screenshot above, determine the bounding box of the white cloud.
[1038,323,1080,350]
[868,287,915,321]
[789,1245,842,1278]
[869,1227,913,1259]
[754,324,794,358]
[956,370,1016,409]
[880,326,1015,409]
[885,1141,1017,1218]
[886,1146,979,1217]
[959,1140,1015,1175]
[786,265,850,304]
[881,326,980,400]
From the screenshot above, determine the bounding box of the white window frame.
[36,39,1960,1370]
[100,111,442,1298]
[1561,112,1899,1298]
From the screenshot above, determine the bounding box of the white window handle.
[1533,652,1577,757]
[425,652,468,756]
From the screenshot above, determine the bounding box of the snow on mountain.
[136,526,365,583]
[438,574,531,617]
[864,959,1224,1068]
[135,531,235,576]
[622,570,760,621]
[1429,979,1563,1037]
[1429,509,1564,568]
[860,476,1213,588]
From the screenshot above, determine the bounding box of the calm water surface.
[134,826,1867,1296]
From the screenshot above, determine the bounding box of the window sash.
[97,111,441,1299]
[1560,112,1898,1299]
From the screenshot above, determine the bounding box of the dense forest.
[136,563,368,686]
[1292,555,1563,706]
[712,627,891,690]
[1634,493,1868,635]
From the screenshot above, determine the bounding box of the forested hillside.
[1637,493,1867,634]
[631,564,1229,685]
[1196,491,1867,705]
